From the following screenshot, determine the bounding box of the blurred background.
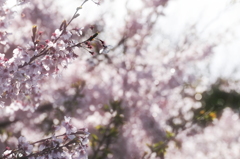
[1,0,240,158]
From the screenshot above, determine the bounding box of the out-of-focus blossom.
[18,136,33,155]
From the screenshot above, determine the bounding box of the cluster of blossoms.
[2,116,90,159]
[0,0,106,110]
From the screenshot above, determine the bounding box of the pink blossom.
[51,29,62,40]
[62,116,77,135]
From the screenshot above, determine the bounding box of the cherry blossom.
[1,0,240,159]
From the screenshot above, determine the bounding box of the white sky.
[160,0,240,80]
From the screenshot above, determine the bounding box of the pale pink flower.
[51,29,62,40]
